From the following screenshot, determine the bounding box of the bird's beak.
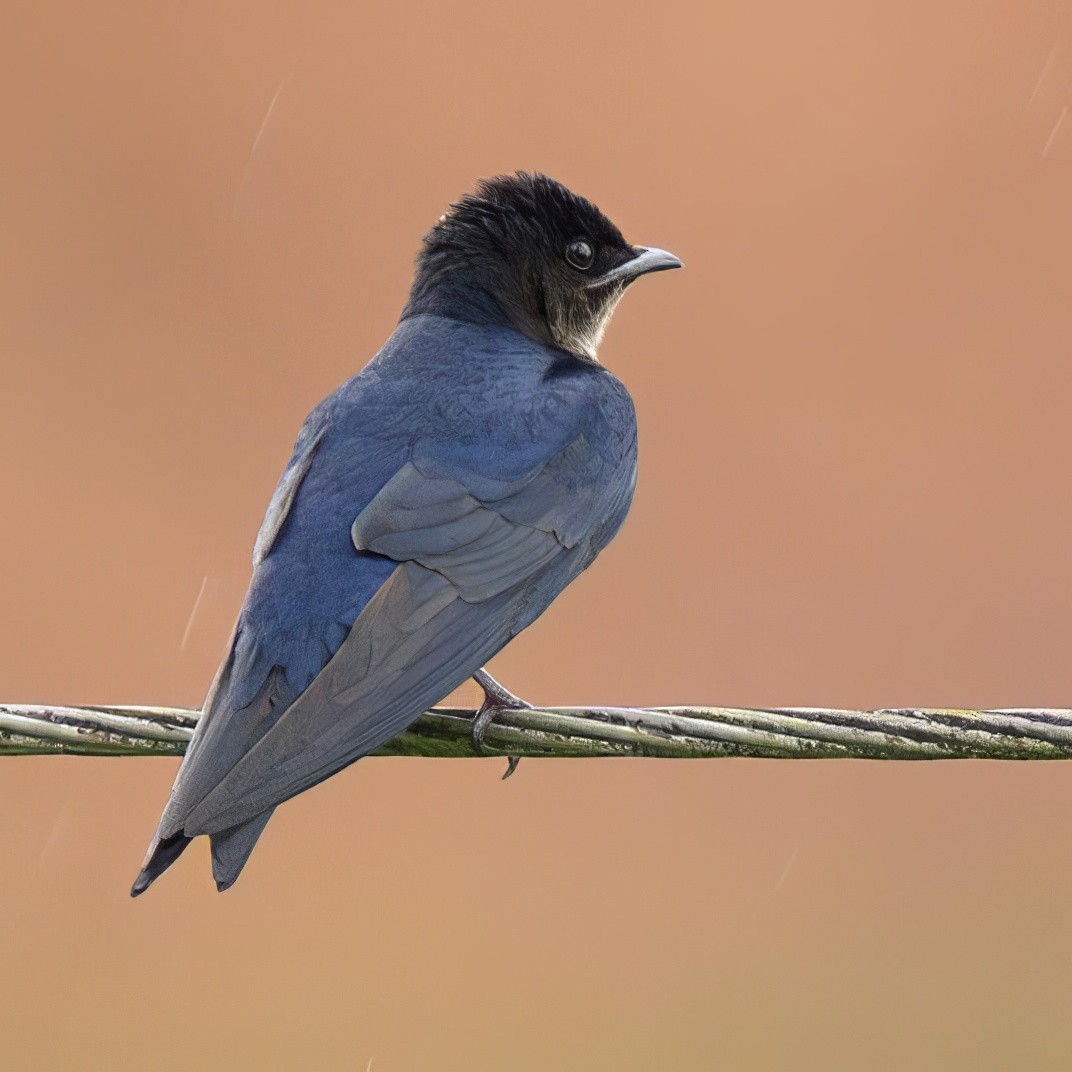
[586,246,684,289]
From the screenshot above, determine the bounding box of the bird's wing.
[251,414,329,568]
[154,406,335,839]
[182,428,634,835]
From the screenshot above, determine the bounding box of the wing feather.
[252,419,327,567]
[352,462,564,601]
[184,562,532,833]
[180,422,632,836]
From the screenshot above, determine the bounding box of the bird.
[131,171,681,896]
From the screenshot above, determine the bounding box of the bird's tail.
[209,809,275,892]
[130,829,192,897]
[129,809,274,897]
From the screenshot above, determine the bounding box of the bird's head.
[403,172,682,361]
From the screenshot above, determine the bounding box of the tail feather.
[130,830,192,897]
[210,809,274,892]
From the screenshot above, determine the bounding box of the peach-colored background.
[3,2,1072,1068]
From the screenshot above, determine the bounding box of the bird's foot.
[471,669,531,780]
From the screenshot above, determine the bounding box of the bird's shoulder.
[254,320,633,547]
[391,314,635,464]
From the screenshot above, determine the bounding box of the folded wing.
[180,430,632,836]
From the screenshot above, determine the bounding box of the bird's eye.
[565,239,594,270]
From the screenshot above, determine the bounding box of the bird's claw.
[471,669,530,779]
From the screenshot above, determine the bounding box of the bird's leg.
[471,668,532,780]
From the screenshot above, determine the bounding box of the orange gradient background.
[3,3,1072,1069]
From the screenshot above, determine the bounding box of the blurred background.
[3,1,1072,1068]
